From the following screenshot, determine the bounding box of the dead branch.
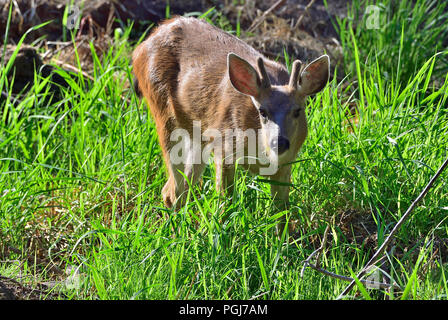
[306,263,401,291]
[300,223,400,291]
[294,0,317,29]
[247,0,287,34]
[338,156,448,298]
[51,58,94,81]
[300,223,330,278]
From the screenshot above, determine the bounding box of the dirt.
[0,275,58,300]
[1,0,348,109]
[225,0,347,61]
[1,0,348,64]
[0,0,213,43]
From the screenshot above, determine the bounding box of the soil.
[0,275,58,300]
[0,0,349,107]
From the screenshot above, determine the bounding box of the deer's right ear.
[228,53,261,98]
[298,55,330,96]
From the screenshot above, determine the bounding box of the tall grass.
[333,0,448,86]
[1,3,448,300]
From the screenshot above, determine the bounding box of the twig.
[338,156,448,298]
[249,291,270,300]
[306,263,400,290]
[315,222,331,267]
[183,269,199,300]
[294,0,317,29]
[41,41,74,60]
[300,224,400,291]
[300,224,330,277]
[51,58,94,81]
[247,0,287,34]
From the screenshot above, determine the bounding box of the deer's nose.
[270,136,290,155]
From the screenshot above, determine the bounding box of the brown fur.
[132,17,329,232]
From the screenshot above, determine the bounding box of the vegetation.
[1,0,447,300]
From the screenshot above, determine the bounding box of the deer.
[132,16,330,234]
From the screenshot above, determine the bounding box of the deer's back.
[133,17,288,130]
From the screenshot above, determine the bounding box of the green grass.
[333,0,448,86]
[1,2,448,300]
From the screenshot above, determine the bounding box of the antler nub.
[289,59,302,90]
[257,57,271,89]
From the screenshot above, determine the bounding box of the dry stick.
[306,263,400,290]
[300,224,400,290]
[338,156,448,298]
[315,222,331,268]
[247,0,287,34]
[51,58,94,81]
[303,253,398,289]
[183,269,199,300]
[300,224,330,278]
[294,0,317,29]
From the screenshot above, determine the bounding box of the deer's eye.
[259,109,268,118]
[293,108,301,118]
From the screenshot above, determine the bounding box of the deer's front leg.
[270,165,292,236]
[215,159,235,200]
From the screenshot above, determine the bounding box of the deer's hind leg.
[146,100,179,208]
[163,132,206,208]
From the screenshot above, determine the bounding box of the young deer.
[133,17,329,232]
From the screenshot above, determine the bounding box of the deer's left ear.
[298,55,330,96]
[227,53,262,99]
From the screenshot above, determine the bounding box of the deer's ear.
[299,55,330,96]
[228,53,261,98]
